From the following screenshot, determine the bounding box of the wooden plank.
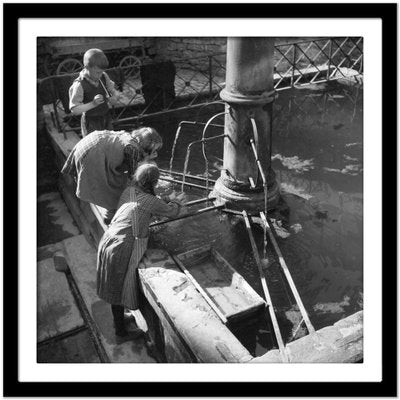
[242,210,289,363]
[176,244,211,261]
[260,211,315,334]
[149,205,224,228]
[37,258,85,342]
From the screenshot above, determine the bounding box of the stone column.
[212,37,279,213]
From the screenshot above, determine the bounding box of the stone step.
[37,191,80,247]
[37,329,101,363]
[37,257,85,343]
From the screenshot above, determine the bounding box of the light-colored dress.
[61,130,142,210]
[96,186,181,309]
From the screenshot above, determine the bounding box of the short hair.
[132,163,160,194]
[83,48,109,69]
[133,127,163,155]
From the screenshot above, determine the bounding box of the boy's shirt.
[69,69,119,112]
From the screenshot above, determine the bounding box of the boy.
[69,48,121,136]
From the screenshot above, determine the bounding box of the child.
[69,48,121,137]
[61,127,163,224]
[97,163,186,338]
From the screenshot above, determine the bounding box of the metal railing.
[273,37,363,90]
[38,37,363,134]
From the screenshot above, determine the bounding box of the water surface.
[145,80,363,356]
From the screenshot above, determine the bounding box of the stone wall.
[146,37,227,70]
[149,37,226,60]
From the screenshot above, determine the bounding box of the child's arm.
[159,191,186,204]
[151,196,186,219]
[69,81,105,115]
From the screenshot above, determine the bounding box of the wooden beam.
[242,210,289,363]
[171,254,228,324]
[260,211,315,334]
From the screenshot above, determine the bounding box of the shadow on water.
[144,80,363,357]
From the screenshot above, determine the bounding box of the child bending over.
[96,163,186,338]
[61,127,162,224]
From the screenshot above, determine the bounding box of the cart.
[38,37,146,78]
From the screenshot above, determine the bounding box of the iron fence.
[38,37,363,135]
[273,37,363,90]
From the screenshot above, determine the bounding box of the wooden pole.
[242,210,289,363]
[158,176,212,191]
[150,204,224,227]
[171,255,228,324]
[185,197,216,207]
[260,211,315,334]
[159,168,217,184]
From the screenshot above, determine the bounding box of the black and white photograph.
[4,2,396,397]
[36,34,365,364]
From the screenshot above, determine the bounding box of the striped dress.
[96,186,181,310]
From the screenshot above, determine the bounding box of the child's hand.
[169,191,187,204]
[93,94,105,105]
[175,192,187,203]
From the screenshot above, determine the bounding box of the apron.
[120,187,148,310]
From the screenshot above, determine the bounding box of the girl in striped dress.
[97,163,186,338]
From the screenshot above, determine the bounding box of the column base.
[211,177,280,215]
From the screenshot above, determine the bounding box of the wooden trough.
[173,245,265,325]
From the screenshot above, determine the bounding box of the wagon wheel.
[56,58,83,75]
[119,55,141,80]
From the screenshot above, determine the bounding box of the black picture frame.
[4,2,397,397]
